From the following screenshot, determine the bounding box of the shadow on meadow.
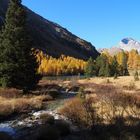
[0,117,140,140]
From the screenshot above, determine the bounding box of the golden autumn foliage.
[102,50,140,70]
[101,51,113,64]
[36,50,86,76]
[127,49,140,69]
[35,49,140,76]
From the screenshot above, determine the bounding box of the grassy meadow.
[60,76,140,139]
[0,75,140,119]
[0,76,140,140]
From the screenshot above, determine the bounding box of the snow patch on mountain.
[99,38,140,55]
[118,38,140,53]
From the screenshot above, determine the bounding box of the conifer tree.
[104,63,111,77]
[0,0,40,92]
[134,71,139,81]
[121,51,129,76]
[110,56,119,76]
[97,55,111,77]
[85,57,96,77]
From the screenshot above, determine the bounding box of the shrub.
[100,91,140,123]
[0,95,49,118]
[106,79,110,83]
[77,87,85,99]
[103,79,111,84]
[39,113,54,124]
[114,73,118,79]
[0,102,14,117]
[34,95,53,102]
[128,81,136,90]
[123,81,136,90]
[0,88,22,98]
[59,98,97,128]
[59,98,85,126]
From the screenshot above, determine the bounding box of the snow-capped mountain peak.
[119,38,140,53]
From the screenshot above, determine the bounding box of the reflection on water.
[43,75,87,81]
[0,123,15,135]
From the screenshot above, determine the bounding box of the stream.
[0,91,77,139]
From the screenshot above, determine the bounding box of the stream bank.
[0,91,78,140]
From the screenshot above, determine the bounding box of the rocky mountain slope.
[0,0,99,60]
[99,38,140,55]
[98,47,123,56]
[118,38,140,53]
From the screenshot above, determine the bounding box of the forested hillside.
[0,0,99,60]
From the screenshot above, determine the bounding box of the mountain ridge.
[0,0,99,60]
[118,38,140,53]
[98,38,140,55]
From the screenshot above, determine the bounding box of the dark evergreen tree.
[121,51,129,76]
[114,73,118,79]
[110,56,119,76]
[85,57,96,77]
[104,63,111,77]
[0,0,40,92]
[134,71,139,81]
[98,65,105,77]
[96,56,104,77]
[97,55,111,77]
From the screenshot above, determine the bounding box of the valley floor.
[0,76,140,140]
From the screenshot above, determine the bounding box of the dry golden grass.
[60,76,140,126]
[0,88,22,98]
[77,76,140,92]
[59,98,96,128]
[0,80,63,118]
[0,95,46,117]
[0,88,53,118]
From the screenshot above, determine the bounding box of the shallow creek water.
[0,91,77,138]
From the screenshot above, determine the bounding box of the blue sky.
[22,0,140,49]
